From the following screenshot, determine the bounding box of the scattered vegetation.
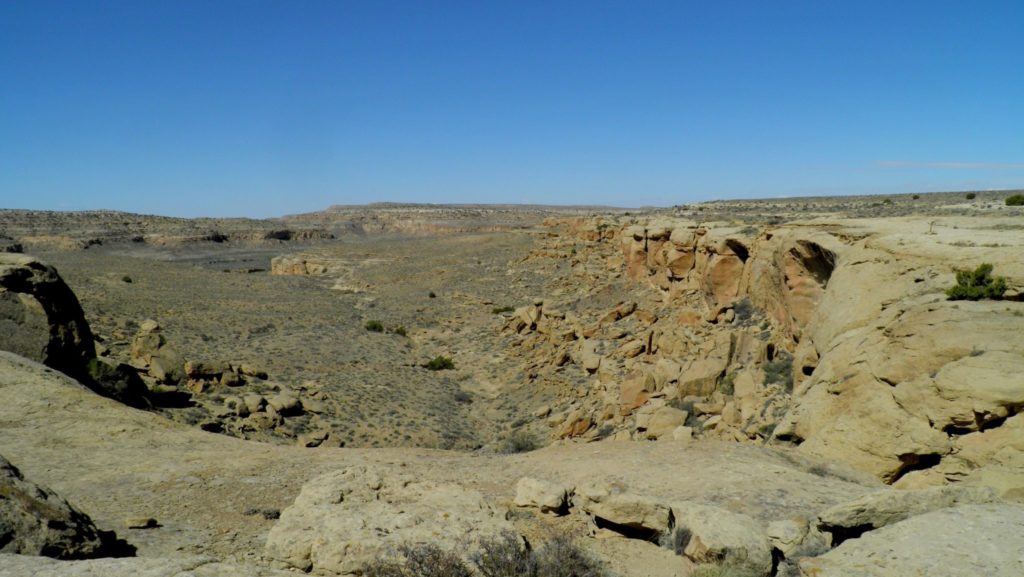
[365,320,385,332]
[946,263,1007,301]
[428,291,437,298]
[365,533,609,577]
[532,535,609,577]
[121,275,133,283]
[492,306,515,314]
[497,429,540,454]
[1006,194,1024,206]
[965,192,977,200]
[392,325,408,337]
[425,355,455,371]
[912,194,920,200]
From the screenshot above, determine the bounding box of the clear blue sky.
[2,1,1022,218]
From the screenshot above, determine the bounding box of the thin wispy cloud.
[879,160,1024,170]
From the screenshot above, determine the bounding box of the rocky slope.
[500,214,1024,499]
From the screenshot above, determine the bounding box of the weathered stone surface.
[799,504,1024,577]
[265,465,514,575]
[583,493,672,536]
[0,555,297,577]
[671,501,772,574]
[0,455,123,559]
[0,254,95,381]
[817,485,999,543]
[513,477,570,514]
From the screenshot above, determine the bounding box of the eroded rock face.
[0,455,125,559]
[799,503,1024,577]
[0,254,95,380]
[265,465,514,575]
[816,486,999,545]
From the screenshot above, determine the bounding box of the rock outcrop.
[0,254,95,380]
[799,503,1024,577]
[0,454,126,559]
[265,465,515,575]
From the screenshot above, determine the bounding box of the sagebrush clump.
[1006,194,1024,206]
[364,533,608,577]
[946,263,1007,301]
[425,356,455,371]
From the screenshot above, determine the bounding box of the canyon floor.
[1,191,1023,577]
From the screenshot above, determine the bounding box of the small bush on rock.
[946,263,1007,301]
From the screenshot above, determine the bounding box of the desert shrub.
[912,194,920,200]
[453,390,472,404]
[498,429,539,454]
[365,320,385,332]
[121,275,133,283]
[966,192,977,200]
[946,263,1007,301]
[429,291,437,298]
[691,559,763,577]
[472,532,537,577]
[367,534,608,577]
[364,543,473,577]
[764,352,794,392]
[426,356,455,371]
[492,306,515,314]
[1006,194,1024,206]
[392,325,408,337]
[534,535,608,577]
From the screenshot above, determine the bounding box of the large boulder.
[265,465,514,575]
[0,454,126,559]
[513,477,571,515]
[671,501,772,575]
[581,492,673,539]
[0,254,94,380]
[799,503,1024,577]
